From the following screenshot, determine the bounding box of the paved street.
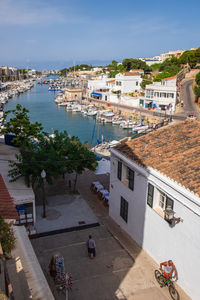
[31,172,191,300]
[32,225,170,300]
[180,79,200,119]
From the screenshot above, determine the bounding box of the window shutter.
[117,161,122,180]
[128,168,134,191]
[166,196,174,210]
[147,183,154,208]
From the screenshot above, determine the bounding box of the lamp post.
[41,169,46,218]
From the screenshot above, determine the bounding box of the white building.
[109,119,200,300]
[144,76,177,111]
[160,50,185,61]
[113,72,142,94]
[88,78,109,92]
[139,56,162,66]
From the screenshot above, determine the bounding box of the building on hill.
[142,75,177,111]
[109,119,200,300]
[139,56,162,66]
[113,72,142,94]
[160,50,185,61]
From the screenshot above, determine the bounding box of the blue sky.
[0,0,199,70]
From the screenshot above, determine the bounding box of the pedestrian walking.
[86,235,96,259]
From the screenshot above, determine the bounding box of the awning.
[91,92,102,96]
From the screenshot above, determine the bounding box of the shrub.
[0,217,15,257]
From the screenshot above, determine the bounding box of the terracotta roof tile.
[163,75,176,81]
[115,120,200,197]
[0,174,19,220]
[120,72,140,76]
[106,80,115,83]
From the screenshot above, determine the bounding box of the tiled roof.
[0,174,19,220]
[114,120,200,197]
[163,75,176,81]
[130,69,144,72]
[120,72,140,76]
[107,80,115,83]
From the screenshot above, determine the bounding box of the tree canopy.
[122,58,152,72]
[179,48,200,67]
[60,64,94,76]
[194,72,200,98]
[140,80,153,90]
[1,104,44,146]
[153,71,173,82]
[8,130,98,190]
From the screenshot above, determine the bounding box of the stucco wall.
[109,150,200,300]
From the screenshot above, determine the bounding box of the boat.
[92,140,120,159]
[120,121,136,129]
[57,102,68,106]
[132,125,149,133]
[87,110,98,116]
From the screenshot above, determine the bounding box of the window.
[166,196,174,210]
[159,192,165,208]
[120,197,128,222]
[136,81,138,86]
[128,168,134,191]
[147,183,154,207]
[117,161,122,180]
[158,190,174,210]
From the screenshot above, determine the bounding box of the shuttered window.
[166,196,174,210]
[147,183,154,208]
[117,161,122,180]
[120,197,128,222]
[128,168,134,191]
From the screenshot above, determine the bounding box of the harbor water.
[4,80,132,146]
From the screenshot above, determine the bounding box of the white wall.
[115,73,142,93]
[109,149,200,300]
[145,79,177,110]
[88,79,107,91]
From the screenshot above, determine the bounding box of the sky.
[0,0,200,70]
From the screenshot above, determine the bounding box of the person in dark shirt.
[86,235,96,258]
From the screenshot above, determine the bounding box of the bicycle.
[55,272,73,294]
[155,270,180,300]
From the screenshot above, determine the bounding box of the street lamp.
[41,169,46,218]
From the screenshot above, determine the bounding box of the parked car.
[187,114,197,119]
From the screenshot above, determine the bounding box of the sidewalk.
[77,170,191,300]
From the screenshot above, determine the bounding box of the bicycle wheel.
[154,270,165,287]
[169,282,180,300]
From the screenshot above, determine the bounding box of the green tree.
[0,217,15,257]
[151,63,161,71]
[140,80,152,90]
[194,86,200,98]
[8,130,98,214]
[122,58,152,72]
[1,104,44,146]
[178,48,200,67]
[153,71,174,82]
[108,70,119,78]
[195,72,200,86]
[68,137,98,191]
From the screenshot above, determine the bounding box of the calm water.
[4,80,132,146]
